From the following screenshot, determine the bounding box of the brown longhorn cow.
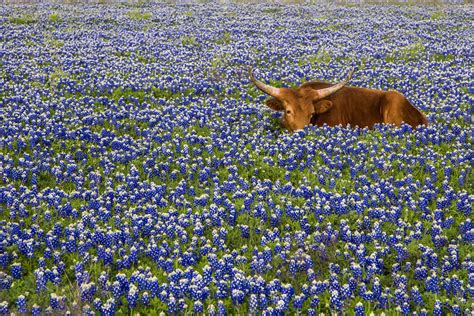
[249,68,428,132]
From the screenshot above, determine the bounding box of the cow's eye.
[286,110,291,114]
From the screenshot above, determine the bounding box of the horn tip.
[248,66,254,79]
[345,68,354,82]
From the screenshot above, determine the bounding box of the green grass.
[215,31,231,45]
[326,23,340,31]
[181,35,199,46]
[126,10,152,21]
[136,54,156,64]
[1,5,471,316]
[113,51,132,58]
[9,14,36,25]
[263,7,282,14]
[46,39,65,48]
[430,11,445,20]
[431,53,455,62]
[47,67,67,90]
[48,12,61,23]
[298,48,333,66]
[385,41,425,63]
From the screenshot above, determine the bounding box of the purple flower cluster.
[0,2,472,315]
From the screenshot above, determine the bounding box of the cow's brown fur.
[265,81,428,131]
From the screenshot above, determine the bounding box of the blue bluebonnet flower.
[80,282,96,302]
[31,304,42,316]
[34,269,47,293]
[425,271,439,294]
[249,294,258,313]
[258,293,268,309]
[93,298,102,312]
[193,300,204,313]
[231,289,245,305]
[127,284,138,309]
[309,295,320,308]
[111,281,122,300]
[329,290,343,311]
[451,304,461,316]
[0,301,8,315]
[141,292,150,306]
[354,302,364,316]
[0,4,471,315]
[411,286,424,306]
[101,298,116,316]
[11,263,22,279]
[293,293,306,310]
[49,293,60,310]
[217,300,226,316]
[433,300,443,316]
[16,295,27,314]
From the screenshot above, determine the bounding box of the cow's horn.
[249,67,283,99]
[312,69,353,100]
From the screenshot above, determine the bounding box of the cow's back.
[380,91,429,127]
[304,81,385,128]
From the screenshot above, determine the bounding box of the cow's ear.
[266,98,284,111]
[313,100,333,113]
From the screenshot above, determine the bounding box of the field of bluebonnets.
[0,2,473,315]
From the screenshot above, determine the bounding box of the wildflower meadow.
[0,2,472,315]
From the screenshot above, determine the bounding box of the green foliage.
[136,54,156,64]
[431,53,455,62]
[215,31,231,45]
[47,39,65,48]
[47,67,67,89]
[430,11,445,20]
[400,41,425,57]
[114,50,132,58]
[263,7,282,14]
[386,41,425,63]
[9,14,36,25]
[209,53,234,82]
[181,35,199,46]
[299,48,333,66]
[127,9,152,21]
[1,5,471,315]
[48,12,61,23]
[110,87,146,103]
[325,23,340,31]
[122,0,153,6]
[460,87,472,95]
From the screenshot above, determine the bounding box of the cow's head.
[250,67,353,132]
